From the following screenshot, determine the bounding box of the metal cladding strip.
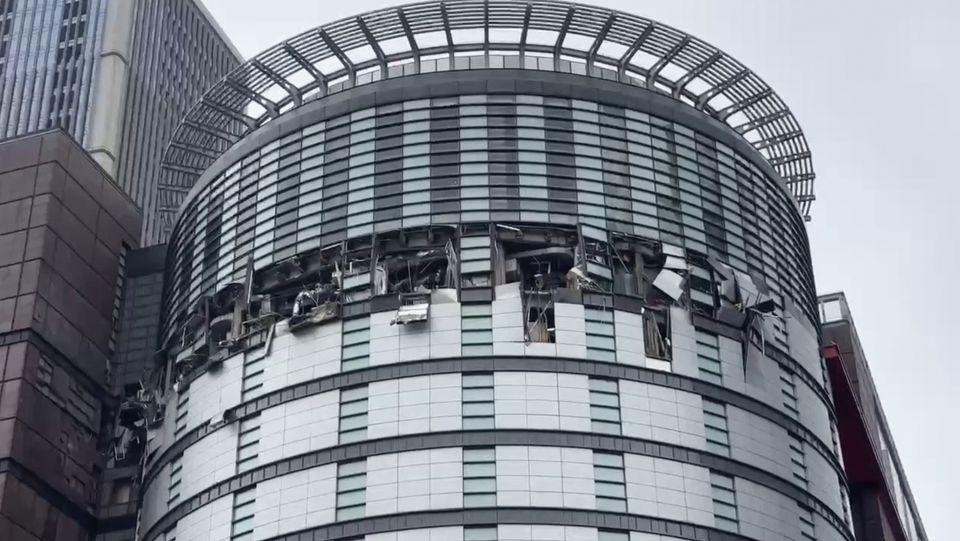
[141,430,851,541]
[143,356,844,491]
[160,0,815,219]
[0,458,98,531]
[264,508,753,541]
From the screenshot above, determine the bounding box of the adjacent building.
[136,2,854,541]
[0,130,140,541]
[819,293,927,541]
[0,0,241,244]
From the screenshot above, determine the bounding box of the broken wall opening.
[494,224,579,290]
[643,307,672,361]
[493,224,579,343]
[373,226,458,295]
[337,236,375,303]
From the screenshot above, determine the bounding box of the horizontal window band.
[260,507,756,541]
[142,429,849,541]
[175,297,833,426]
[177,70,798,242]
[145,356,843,494]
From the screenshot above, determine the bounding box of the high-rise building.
[0,129,141,541]
[133,2,856,541]
[819,293,927,541]
[0,0,242,245]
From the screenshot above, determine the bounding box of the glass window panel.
[463,373,494,386]
[463,417,495,430]
[339,414,368,431]
[463,403,495,416]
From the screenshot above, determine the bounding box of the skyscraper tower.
[138,2,852,541]
[0,0,242,244]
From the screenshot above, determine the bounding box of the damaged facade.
[88,1,883,541]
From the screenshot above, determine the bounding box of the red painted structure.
[824,343,904,541]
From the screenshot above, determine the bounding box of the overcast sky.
[202,1,956,538]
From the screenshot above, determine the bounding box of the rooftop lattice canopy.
[161,0,815,221]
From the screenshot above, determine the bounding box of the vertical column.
[649,115,684,246]
[230,487,256,541]
[599,104,632,234]
[588,377,621,435]
[487,96,520,222]
[339,384,369,443]
[459,96,490,222]
[218,164,240,284]
[714,141,747,266]
[780,364,800,418]
[625,109,660,240]
[168,454,182,507]
[296,121,325,252]
[86,0,134,173]
[593,452,626,512]
[272,130,303,261]
[788,431,808,488]
[174,391,189,438]
[236,415,261,473]
[799,502,817,540]
[372,102,404,231]
[401,99,431,227]
[346,107,376,237]
[429,95,461,223]
[252,139,280,268]
[462,373,495,429]
[696,329,723,384]
[320,113,351,245]
[516,95,548,223]
[584,308,616,362]
[710,471,739,533]
[463,447,496,507]
[703,398,730,456]
[459,235,492,291]
[544,96,580,225]
[335,459,367,520]
[232,156,259,274]
[341,315,371,371]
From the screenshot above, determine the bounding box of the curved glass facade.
[142,5,849,541]
[162,76,815,345]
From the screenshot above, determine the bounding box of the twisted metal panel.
[160,0,815,225]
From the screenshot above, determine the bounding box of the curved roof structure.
[160,0,815,220]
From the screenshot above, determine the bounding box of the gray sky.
[202,1,956,538]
